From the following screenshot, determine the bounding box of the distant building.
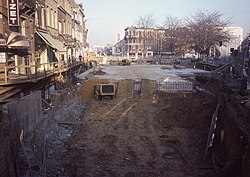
[113,39,126,56]
[220,27,244,57]
[116,32,125,43]
[124,26,165,59]
[112,32,125,56]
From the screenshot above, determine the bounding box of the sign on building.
[8,0,19,26]
[0,53,6,63]
[0,39,6,46]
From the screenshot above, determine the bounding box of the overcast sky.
[77,0,250,46]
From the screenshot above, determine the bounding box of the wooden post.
[43,64,46,78]
[35,65,37,81]
[58,61,61,75]
[52,63,54,75]
[4,67,8,83]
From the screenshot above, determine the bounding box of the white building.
[220,27,244,56]
[116,32,125,43]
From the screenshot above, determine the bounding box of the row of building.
[0,0,88,74]
[113,26,244,60]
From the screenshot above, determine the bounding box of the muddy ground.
[15,63,250,177]
[43,79,220,177]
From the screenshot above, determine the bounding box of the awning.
[36,31,66,52]
[4,30,30,49]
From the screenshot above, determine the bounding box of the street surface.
[77,64,209,81]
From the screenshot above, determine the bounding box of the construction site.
[0,60,250,177]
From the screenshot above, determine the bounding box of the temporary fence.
[157,80,193,93]
[133,80,142,91]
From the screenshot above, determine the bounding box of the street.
[77,64,208,82]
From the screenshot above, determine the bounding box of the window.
[54,10,57,29]
[102,85,114,93]
[21,19,26,35]
[41,7,45,28]
[51,8,54,27]
[35,3,38,26]
[63,20,66,34]
[46,6,50,27]
[58,21,62,34]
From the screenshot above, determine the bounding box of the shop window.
[21,19,26,35]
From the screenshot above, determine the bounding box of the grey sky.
[77,0,250,45]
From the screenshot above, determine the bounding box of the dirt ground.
[53,79,218,177]
[16,64,250,177]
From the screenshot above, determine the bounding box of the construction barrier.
[157,80,193,93]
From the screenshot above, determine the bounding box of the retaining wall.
[0,91,43,176]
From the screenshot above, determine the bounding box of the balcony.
[21,0,36,7]
[20,0,36,17]
[0,60,83,86]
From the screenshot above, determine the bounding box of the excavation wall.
[0,91,43,177]
[215,94,250,177]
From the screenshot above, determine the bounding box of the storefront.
[35,30,66,67]
[0,29,30,75]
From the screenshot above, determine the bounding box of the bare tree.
[163,15,183,54]
[186,9,231,59]
[136,13,155,28]
[135,13,156,58]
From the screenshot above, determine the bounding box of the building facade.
[72,2,86,60]
[0,0,87,74]
[0,0,33,74]
[124,26,165,59]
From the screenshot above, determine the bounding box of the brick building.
[124,26,165,59]
[0,0,88,74]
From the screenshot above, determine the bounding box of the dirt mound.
[117,79,134,98]
[140,79,157,101]
[155,92,217,127]
[92,70,106,75]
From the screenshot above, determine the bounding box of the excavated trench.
[14,78,250,177]
[42,79,219,177]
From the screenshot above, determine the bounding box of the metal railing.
[0,61,83,85]
[133,80,142,91]
[157,80,193,93]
